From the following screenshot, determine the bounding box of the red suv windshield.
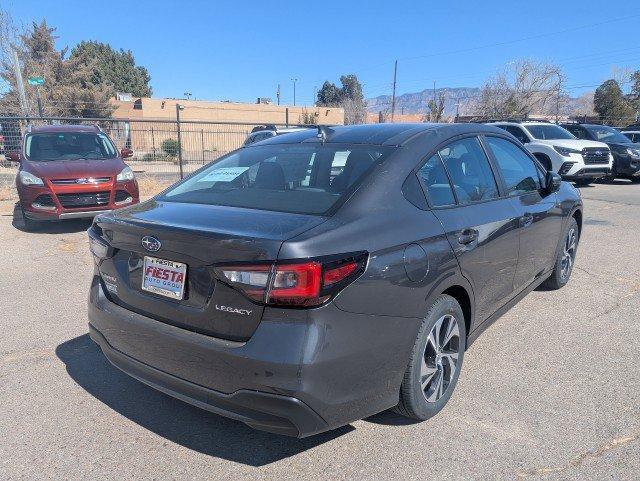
[25,132,117,162]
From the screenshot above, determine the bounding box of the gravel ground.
[0,181,638,480]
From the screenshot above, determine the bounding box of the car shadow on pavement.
[364,410,422,426]
[10,203,92,234]
[55,334,352,466]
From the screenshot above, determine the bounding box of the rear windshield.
[159,144,393,215]
[25,132,117,161]
[524,124,575,140]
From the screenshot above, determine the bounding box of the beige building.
[108,97,344,160]
[113,97,344,125]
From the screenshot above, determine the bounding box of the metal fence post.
[151,126,155,158]
[176,104,184,179]
[201,129,205,164]
[285,108,289,127]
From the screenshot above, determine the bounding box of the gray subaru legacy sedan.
[87,123,582,437]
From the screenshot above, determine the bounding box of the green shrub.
[161,138,180,157]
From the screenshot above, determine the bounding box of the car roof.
[490,121,550,126]
[254,122,506,147]
[563,123,616,129]
[29,124,100,134]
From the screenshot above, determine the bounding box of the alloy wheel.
[421,315,461,403]
[560,227,577,280]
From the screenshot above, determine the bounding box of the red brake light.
[323,261,358,286]
[268,262,323,306]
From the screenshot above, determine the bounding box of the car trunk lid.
[94,200,326,341]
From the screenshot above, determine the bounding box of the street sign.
[27,77,44,86]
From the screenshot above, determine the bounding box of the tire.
[542,217,579,290]
[393,294,466,421]
[20,207,39,232]
[629,177,640,184]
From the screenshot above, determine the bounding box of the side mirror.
[545,171,562,194]
[5,152,20,163]
[120,148,133,159]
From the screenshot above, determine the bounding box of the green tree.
[316,80,342,106]
[316,74,366,124]
[70,41,152,97]
[593,79,636,126]
[425,91,446,122]
[0,20,114,118]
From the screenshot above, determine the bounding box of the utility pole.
[34,85,44,118]
[291,78,298,106]
[555,73,561,123]
[276,84,281,105]
[12,49,29,117]
[390,60,398,122]
[175,103,184,179]
[313,85,317,105]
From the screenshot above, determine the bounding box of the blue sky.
[8,0,640,104]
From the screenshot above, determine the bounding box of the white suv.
[490,121,613,185]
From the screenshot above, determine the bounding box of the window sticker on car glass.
[197,166,250,183]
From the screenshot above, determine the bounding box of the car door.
[483,135,563,292]
[418,136,521,323]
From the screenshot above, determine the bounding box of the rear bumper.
[88,324,327,437]
[88,276,419,436]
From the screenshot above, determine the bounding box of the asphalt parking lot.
[1,180,639,480]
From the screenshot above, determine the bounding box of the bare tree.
[476,60,565,119]
[0,4,19,93]
[341,98,366,125]
[611,66,634,87]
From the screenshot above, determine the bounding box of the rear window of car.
[25,132,117,161]
[159,144,394,215]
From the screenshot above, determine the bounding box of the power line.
[398,14,640,63]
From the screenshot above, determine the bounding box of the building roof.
[257,122,506,146]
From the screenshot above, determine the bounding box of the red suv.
[7,124,139,228]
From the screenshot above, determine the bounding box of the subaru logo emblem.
[595,151,602,156]
[141,236,161,252]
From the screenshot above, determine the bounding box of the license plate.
[142,256,187,300]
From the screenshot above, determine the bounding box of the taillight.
[214,253,367,308]
[216,264,271,302]
[323,261,358,286]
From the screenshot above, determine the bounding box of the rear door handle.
[457,229,478,245]
[521,213,534,227]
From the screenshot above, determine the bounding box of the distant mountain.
[366,87,481,117]
[367,86,589,119]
